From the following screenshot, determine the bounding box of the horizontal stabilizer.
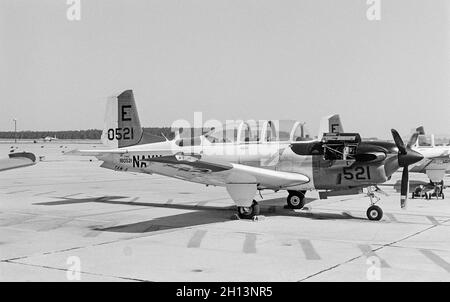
[0,152,37,172]
[64,149,127,156]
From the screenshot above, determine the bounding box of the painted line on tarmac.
[358,244,390,268]
[426,216,440,225]
[298,217,450,281]
[419,249,450,273]
[386,213,398,222]
[4,225,196,263]
[298,239,321,260]
[187,230,207,248]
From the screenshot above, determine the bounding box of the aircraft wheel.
[366,205,383,221]
[237,200,260,219]
[286,191,305,209]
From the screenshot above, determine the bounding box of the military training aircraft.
[0,152,37,172]
[70,90,424,221]
[43,135,58,142]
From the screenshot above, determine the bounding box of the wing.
[410,153,450,183]
[143,153,310,189]
[64,149,128,156]
[410,155,450,173]
[0,152,37,172]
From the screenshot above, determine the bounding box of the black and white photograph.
[0,0,449,286]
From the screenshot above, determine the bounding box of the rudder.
[318,114,344,140]
[101,90,143,148]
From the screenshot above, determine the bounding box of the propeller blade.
[391,129,423,209]
[400,167,409,209]
[391,129,406,154]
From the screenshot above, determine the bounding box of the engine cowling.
[354,151,387,164]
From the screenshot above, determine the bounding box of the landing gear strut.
[237,200,260,219]
[366,186,383,221]
[286,190,306,209]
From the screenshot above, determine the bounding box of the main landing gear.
[366,186,383,221]
[237,200,260,219]
[286,190,306,209]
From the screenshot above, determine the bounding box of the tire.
[286,191,305,209]
[366,205,383,221]
[237,200,260,219]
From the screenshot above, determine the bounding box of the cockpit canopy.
[173,119,312,146]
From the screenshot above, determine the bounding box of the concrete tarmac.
[0,141,449,281]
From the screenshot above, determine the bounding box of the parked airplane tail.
[408,126,425,147]
[101,90,145,148]
[409,126,431,148]
[417,126,437,148]
[101,90,167,148]
[318,114,344,140]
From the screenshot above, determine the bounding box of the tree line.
[0,127,176,140]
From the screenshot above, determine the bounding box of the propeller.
[391,129,424,209]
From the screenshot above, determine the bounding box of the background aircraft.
[43,136,58,142]
[409,128,450,183]
[0,152,37,172]
[396,127,450,198]
[70,90,423,221]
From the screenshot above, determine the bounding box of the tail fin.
[416,126,425,135]
[416,126,435,147]
[407,126,425,148]
[415,126,430,147]
[101,90,143,148]
[318,114,344,140]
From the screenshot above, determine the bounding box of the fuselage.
[96,138,402,192]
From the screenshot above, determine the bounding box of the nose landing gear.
[366,186,383,221]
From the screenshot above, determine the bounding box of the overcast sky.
[0,0,449,139]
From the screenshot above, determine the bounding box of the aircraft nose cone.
[398,149,423,167]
